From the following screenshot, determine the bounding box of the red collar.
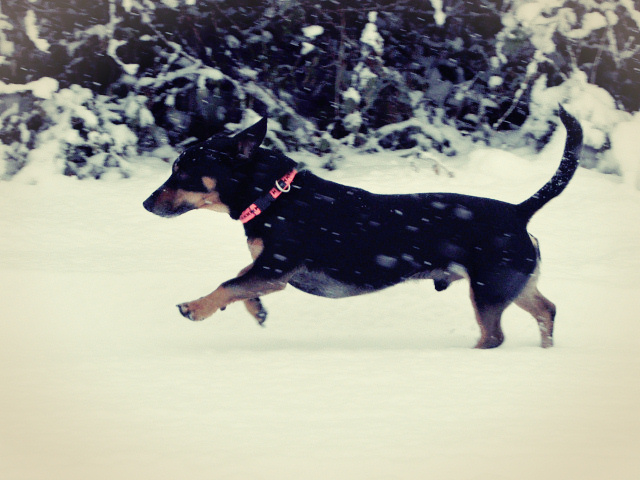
[239,169,298,224]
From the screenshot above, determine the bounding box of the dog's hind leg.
[469,280,510,348]
[514,269,556,348]
[471,300,508,349]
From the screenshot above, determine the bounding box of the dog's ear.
[233,117,267,161]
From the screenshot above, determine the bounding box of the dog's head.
[143,118,272,218]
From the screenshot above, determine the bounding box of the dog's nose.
[143,195,155,212]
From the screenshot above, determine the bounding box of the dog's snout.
[143,187,165,213]
[143,195,155,212]
[143,186,194,218]
[143,187,167,215]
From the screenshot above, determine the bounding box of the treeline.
[1,0,638,178]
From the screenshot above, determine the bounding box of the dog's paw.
[177,302,199,321]
[255,308,267,326]
[244,298,267,326]
[177,299,217,322]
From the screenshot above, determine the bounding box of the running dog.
[143,106,582,348]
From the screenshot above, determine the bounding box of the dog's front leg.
[177,268,290,322]
[177,287,229,322]
[243,297,267,325]
[236,264,267,325]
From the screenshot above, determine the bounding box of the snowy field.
[1,130,639,480]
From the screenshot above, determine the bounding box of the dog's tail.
[516,105,583,222]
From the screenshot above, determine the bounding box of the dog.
[143,106,582,348]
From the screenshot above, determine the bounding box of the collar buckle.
[275,178,291,193]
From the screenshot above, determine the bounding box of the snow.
[0,12,14,62]
[237,67,259,80]
[343,111,363,132]
[488,75,503,89]
[301,42,315,55]
[196,67,225,89]
[354,64,378,90]
[108,39,139,76]
[225,34,241,49]
[302,25,324,39]
[360,12,384,55]
[566,11,609,39]
[342,86,361,104]
[24,10,50,53]
[526,71,637,180]
[1,130,639,479]
[428,0,447,26]
[0,76,58,99]
[620,0,640,28]
[609,114,640,190]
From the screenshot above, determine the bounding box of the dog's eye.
[173,171,208,192]
[177,173,197,187]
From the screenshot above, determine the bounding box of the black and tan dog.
[144,107,582,348]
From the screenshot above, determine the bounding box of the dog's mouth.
[143,191,196,218]
[145,202,195,218]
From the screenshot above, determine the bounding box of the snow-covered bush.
[0,78,56,179]
[0,0,638,180]
[522,70,640,187]
[0,95,46,178]
[0,79,157,180]
[497,0,640,114]
[46,86,142,179]
[338,11,414,143]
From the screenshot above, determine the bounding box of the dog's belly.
[288,268,374,298]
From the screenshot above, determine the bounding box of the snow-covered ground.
[1,129,639,480]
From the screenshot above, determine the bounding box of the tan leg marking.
[243,297,268,325]
[178,237,283,323]
[247,237,264,260]
[177,286,232,321]
[241,238,267,323]
[237,260,268,325]
[178,276,289,321]
[514,266,556,348]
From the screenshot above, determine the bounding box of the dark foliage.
[0,0,637,178]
